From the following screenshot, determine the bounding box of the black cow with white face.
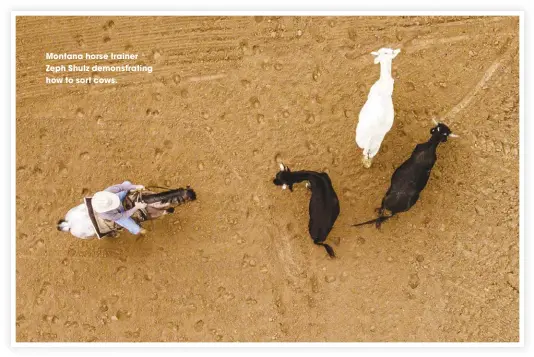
[273,163,340,258]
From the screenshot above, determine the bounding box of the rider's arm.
[120,206,139,219]
[105,181,139,194]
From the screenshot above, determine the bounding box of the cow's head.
[273,163,294,192]
[430,118,458,142]
[371,47,401,64]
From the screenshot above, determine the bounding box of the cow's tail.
[352,215,392,228]
[314,241,336,258]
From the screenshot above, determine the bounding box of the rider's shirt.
[96,181,142,235]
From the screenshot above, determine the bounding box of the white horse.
[57,204,96,239]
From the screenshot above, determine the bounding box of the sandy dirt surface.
[15,16,519,342]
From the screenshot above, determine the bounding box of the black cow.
[273,163,340,258]
[354,122,457,228]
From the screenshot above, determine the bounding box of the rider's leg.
[115,216,142,235]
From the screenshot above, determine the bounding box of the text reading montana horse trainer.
[44,52,153,84]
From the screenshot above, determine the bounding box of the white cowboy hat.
[92,191,121,213]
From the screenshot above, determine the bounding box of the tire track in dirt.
[263,220,328,340]
[393,16,505,29]
[17,16,249,101]
[443,38,518,124]
[237,173,330,340]
[181,121,322,340]
[18,16,515,101]
[18,16,516,102]
[187,74,227,82]
[405,35,476,52]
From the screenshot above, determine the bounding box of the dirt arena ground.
[15,16,519,342]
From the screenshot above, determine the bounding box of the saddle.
[84,195,149,239]
[83,197,116,239]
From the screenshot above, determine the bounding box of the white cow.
[356,47,401,168]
